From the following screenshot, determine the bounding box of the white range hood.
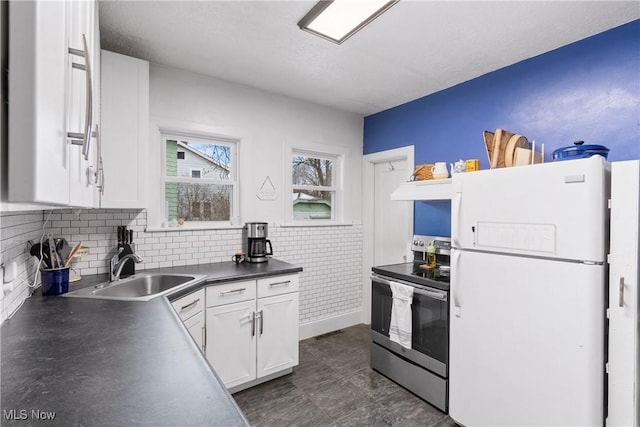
[390,179,453,201]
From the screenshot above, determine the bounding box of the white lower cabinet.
[256,292,299,379]
[207,299,257,389]
[205,274,299,392]
[171,289,205,353]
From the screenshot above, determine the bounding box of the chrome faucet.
[110,248,143,282]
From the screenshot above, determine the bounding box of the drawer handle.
[180,298,200,311]
[220,287,246,296]
[269,280,291,288]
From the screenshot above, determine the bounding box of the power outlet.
[1,259,17,297]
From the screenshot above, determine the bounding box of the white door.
[206,300,256,389]
[256,292,299,378]
[607,160,639,426]
[374,159,411,265]
[449,249,604,426]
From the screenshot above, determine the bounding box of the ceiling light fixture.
[298,0,398,45]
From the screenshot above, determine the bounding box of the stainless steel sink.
[64,273,207,301]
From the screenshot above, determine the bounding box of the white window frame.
[160,130,239,228]
[286,142,345,225]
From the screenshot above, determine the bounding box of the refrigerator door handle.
[619,277,625,307]
[451,248,462,317]
[452,192,462,248]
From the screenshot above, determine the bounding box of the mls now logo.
[3,409,56,420]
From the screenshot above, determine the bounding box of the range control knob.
[418,241,424,246]
[413,240,418,246]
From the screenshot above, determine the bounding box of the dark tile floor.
[233,324,456,427]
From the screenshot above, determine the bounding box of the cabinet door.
[206,300,256,389]
[607,161,639,426]
[256,292,299,379]
[183,311,205,353]
[100,50,149,208]
[171,289,205,321]
[8,0,69,205]
[67,0,98,207]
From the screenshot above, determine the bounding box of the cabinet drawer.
[257,274,299,298]
[207,280,256,307]
[171,288,205,321]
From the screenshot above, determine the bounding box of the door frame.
[362,146,414,324]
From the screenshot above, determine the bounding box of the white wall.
[147,64,364,227]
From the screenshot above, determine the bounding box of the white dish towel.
[389,281,414,349]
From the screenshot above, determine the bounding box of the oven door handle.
[370,274,447,301]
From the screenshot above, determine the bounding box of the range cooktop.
[372,262,450,291]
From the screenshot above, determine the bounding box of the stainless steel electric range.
[370,235,451,412]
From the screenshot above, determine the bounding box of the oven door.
[371,273,448,378]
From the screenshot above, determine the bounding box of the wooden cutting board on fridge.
[490,128,515,168]
[483,130,495,166]
[504,134,528,167]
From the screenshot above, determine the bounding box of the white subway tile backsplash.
[0,212,46,323]
[2,208,364,327]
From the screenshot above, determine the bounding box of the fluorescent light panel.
[298,0,398,44]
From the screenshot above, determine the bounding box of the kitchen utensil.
[483,130,495,165]
[552,141,609,161]
[431,162,449,179]
[56,238,72,263]
[48,236,59,269]
[411,164,434,181]
[504,134,528,167]
[514,147,533,166]
[65,242,83,267]
[450,160,466,174]
[490,128,517,169]
[41,267,70,296]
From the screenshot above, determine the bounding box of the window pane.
[292,190,333,220]
[191,169,201,179]
[167,140,231,180]
[292,155,333,187]
[165,182,232,221]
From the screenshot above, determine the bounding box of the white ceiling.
[99,1,640,116]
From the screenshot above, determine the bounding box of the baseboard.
[299,309,364,340]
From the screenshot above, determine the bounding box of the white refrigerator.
[449,156,609,426]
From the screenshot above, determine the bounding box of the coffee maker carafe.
[246,222,273,263]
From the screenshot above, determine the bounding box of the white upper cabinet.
[99,50,149,209]
[8,0,100,207]
[8,1,69,205]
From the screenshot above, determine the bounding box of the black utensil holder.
[118,243,136,278]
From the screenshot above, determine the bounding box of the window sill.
[278,222,357,228]
[145,224,245,233]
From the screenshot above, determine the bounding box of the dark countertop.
[1,259,302,426]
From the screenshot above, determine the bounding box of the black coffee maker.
[246,222,273,263]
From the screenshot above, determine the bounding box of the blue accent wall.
[364,20,640,237]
